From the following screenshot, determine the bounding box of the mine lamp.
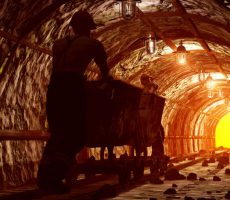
[208,89,213,98]
[206,74,214,90]
[116,0,141,20]
[145,32,157,55]
[218,88,223,98]
[206,74,214,98]
[175,41,188,65]
[225,97,230,111]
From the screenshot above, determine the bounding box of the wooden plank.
[0,30,52,56]
[0,130,49,140]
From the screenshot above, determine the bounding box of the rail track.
[0,148,229,200]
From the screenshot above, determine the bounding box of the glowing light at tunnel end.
[216,113,230,148]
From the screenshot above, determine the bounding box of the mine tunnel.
[0,0,230,199]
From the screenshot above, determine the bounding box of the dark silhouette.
[140,74,167,182]
[151,124,165,158]
[37,10,109,194]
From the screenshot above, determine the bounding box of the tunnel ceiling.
[0,0,230,134]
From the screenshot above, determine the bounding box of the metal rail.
[1,149,229,200]
[0,149,228,200]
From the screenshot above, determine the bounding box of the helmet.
[140,74,152,84]
[69,10,96,30]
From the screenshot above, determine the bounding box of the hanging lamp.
[145,32,157,55]
[218,88,223,98]
[175,40,188,65]
[206,74,214,90]
[225,97,230,111]
[116,0,141,20]
[206,74,214,98]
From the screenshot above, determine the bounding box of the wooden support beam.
[171,0,228,78]
[166,136,215,139]
[0,130,49,141]
[188,14,230,34]
[17,0,72,38]
[136,7,177,52]
[0,30,52,56]
[165,98,222,121]
[144,11,230,34]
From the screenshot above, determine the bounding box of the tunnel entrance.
[215,112,230,148]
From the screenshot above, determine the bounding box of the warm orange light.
[145,33,156,54]
[208,89,213,98]
[175,41,187,65]
[215,113,230,148]
[177,53,187,65]
[218,88,223,98]
[206,74,214,89]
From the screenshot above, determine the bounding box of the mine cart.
[75,80,165,183]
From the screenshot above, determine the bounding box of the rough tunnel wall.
[0,2,53,184]
[165,105,203,156]
[182,0,230,25]
[0,141,45,189]
[184,109,196,154]
[0,0,76,187]
[0,2,54,184]
[0,0,112,187]
[0,39,50,187]
[0,0,64,188]
[0,43,51,130]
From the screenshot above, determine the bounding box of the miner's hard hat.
[140,74,152,83]
[69,10,96,30]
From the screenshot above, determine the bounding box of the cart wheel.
[65,163,78,187]
[85,156,96,178]
[85,172,95,179]
[133,158,144,180]
[118,164,131,184]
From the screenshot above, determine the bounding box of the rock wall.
[0,140,45,189]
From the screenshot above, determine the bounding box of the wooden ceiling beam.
[136,7,177,52]
[143,10,181,17]
[16,0,73,38]
[95,12,230,40]
[171,0,228,78]
[0,30,52,56]
[188,14,230,34]
[143,11,230,33]
[171,0,210,51]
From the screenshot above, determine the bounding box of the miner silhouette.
[37,10,109,194]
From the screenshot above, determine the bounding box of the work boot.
[150,176,164,184]
[150,171,163,184]
[37,158,71,194]
[38,180,71,195]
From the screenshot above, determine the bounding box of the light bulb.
[206,74,214,90]
[145,33,156,54]
[208,89,213,98]
[218,88,223,98]
[177,53,186,65]
[175,41,187,65]
[121,0,136,20]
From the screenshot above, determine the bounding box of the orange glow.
[215,113,230,148]
[206,76,215,89]
[176,53,187,65]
